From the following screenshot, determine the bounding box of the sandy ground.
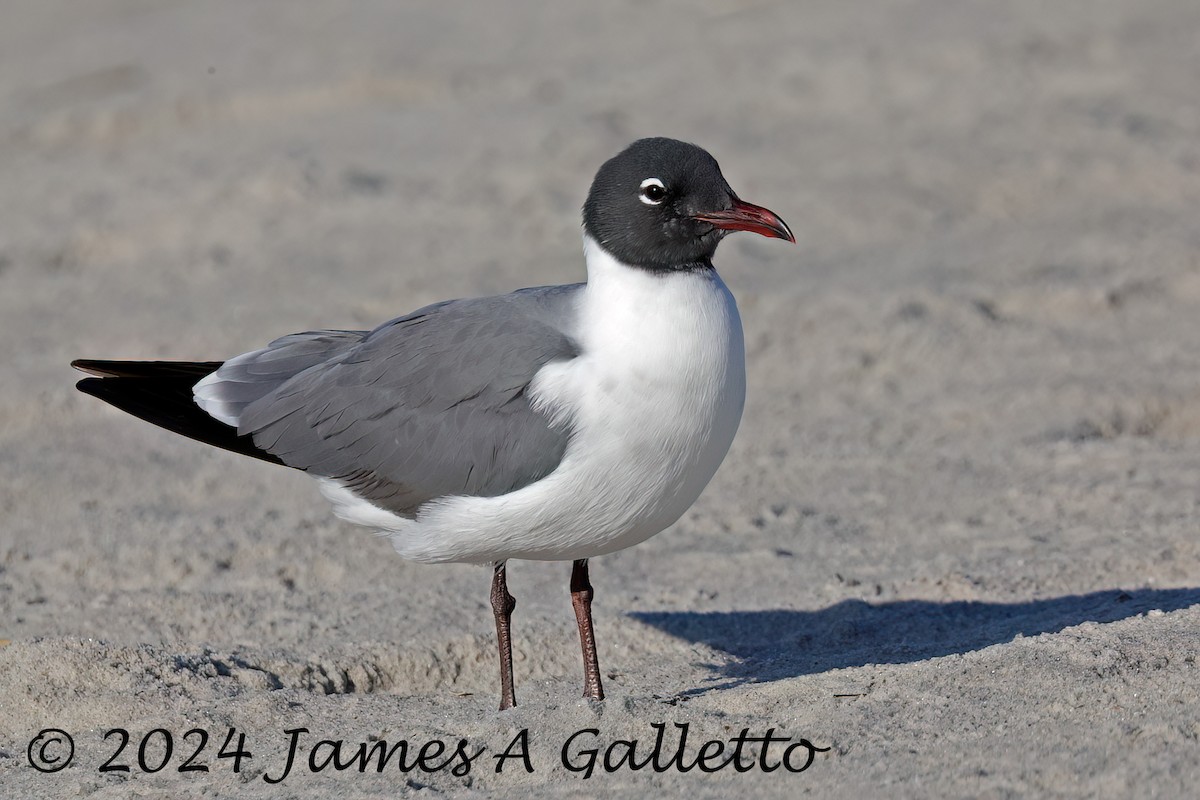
[2,1,1200,797]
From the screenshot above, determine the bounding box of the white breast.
[381,236,746,564]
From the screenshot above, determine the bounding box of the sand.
[2,0,1199,797]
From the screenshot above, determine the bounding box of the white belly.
[329,238,746,564]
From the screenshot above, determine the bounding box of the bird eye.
[639,178,667,205]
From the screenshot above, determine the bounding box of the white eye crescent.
[639,177,667,205]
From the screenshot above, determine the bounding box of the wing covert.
[238,285,582,516]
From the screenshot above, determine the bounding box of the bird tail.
[71,359,284,465]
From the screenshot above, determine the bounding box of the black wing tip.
[72,359,115,377]
[71,364,286,468]
[75,376,104,396]
[69,359,224,380]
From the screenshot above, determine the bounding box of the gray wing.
[227,284,582,516]
[194,330,368,426]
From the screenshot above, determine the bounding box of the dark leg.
[490,561,517,710]
[570,559,605,701]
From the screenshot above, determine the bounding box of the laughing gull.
[72,137,793,709]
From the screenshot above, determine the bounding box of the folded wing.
[197,285,583,517]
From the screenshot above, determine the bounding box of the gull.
[72,137,794,709]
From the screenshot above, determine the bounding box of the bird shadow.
[628,587,1200,692]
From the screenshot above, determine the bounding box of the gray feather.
[225,285,582,516]
[195,330,367,423]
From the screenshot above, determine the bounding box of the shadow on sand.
[629,587,1200,689]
